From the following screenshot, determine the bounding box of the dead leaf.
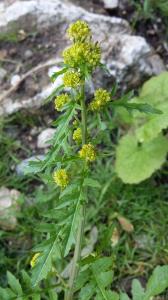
[111,227,120,247]
[117,215,134,233]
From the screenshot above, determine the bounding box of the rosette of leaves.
[115,72,168,184]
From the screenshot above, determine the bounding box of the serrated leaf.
[79,282,96,300]
[7,271,23,296]
[132,279,145,300]
[64,202,83,257]
[50,67,68,83]
[144,265,168,299]
[115,133,168,184]
[31,234,61,286]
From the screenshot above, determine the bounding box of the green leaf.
[96,271,113,288]
[135,102,168,142]
[115,133,168,184]
[0,288,14,300]
[50,67,68,82]
[140,72,168,107]
[79,282,96,300]
[7,271,23,296]
[107,291,119,300]
[132,279,145,300]
[83,178,101,188]
[64,200,83,257]
[120,293,131,300]
[75,269,91,292]
[31,234,61,286]
[144,265,168,299]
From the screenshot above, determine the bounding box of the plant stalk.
[65,83,87,300]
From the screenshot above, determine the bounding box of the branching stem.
[65,83,87,300]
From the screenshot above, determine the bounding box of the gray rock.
[0,0,165,116]
[24,49,33,59]
[37,128,55,149]
[0,67,7,84]
[16,155,45,176]
[103,0,119,10]
[0,187,20,230]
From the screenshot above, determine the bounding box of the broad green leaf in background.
[120,293,131,300]
[115,133,168,184]
[144,265,168,299]
[132,279,145,300]
[135,102,168,142]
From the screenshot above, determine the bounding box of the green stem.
[65,83,87,300]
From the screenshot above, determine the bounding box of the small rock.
[103,0,119,9]
[0,187,20,230]
[16,155,45,176]
[37,128,55,149]
[0,67,7,84]
[24,49,33,59]
[10,74,21,86]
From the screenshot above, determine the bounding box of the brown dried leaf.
[111,227,120,247]
[117,215,134,233]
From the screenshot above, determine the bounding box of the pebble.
[103,0,119,9]
[37,128,55,149]
[24,49,33,59]
[10,74,21,86]
[0,187,20,230]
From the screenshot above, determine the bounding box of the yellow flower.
[53,169,69,188]
[73,127,82,143]
[54,93,70,111]
[67,20,91,41]
[63,71,81,88]
[30,253,41,268]
[79,143,96,162]
[63,42,101,69]
[89,88,111,111]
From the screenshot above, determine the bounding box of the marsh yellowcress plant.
[28,19,159,300]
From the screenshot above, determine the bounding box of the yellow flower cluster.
[30,253,40,268]
[53,169,69,189]
[54,93,70,111]
[73,127,82,143]
[63,41,101,69]
[63,71,81,88]
[79,143,96,162]
[89,88,111,111]
[67,20,91,41]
